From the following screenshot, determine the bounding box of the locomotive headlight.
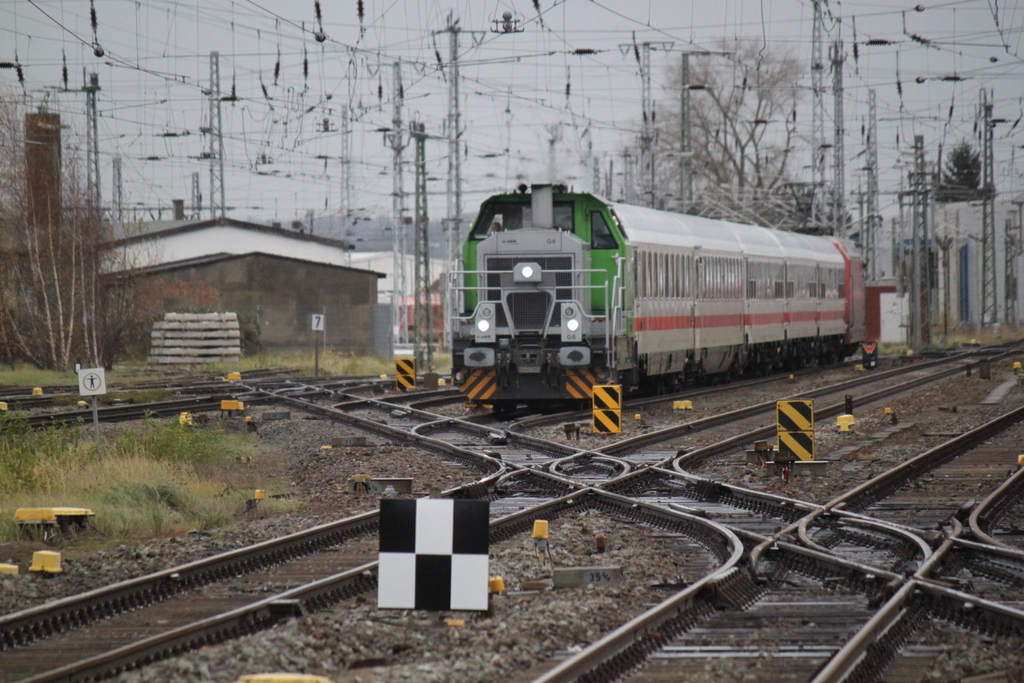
[514,262,543,283]
[474,304,496,342]
[561,302,583,342]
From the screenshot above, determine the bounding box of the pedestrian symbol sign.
[78,367,107,396]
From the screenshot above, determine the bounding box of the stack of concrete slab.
[149,312,241,363]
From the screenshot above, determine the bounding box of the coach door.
[693,253,703,353]
[682,251,696,354]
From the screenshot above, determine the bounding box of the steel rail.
[530,534,909,683]
[604,464,932,572]
[969,464,1024,548]
[826,402,1024,514]
[0,511,378,651]
[600,353,965,460]
[673,358,972,471]
[13,489,740,683]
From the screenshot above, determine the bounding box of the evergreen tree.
[936,140,981,202]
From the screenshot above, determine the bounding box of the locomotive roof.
[609,203,844,264]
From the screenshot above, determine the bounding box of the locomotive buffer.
[776,399,815,461]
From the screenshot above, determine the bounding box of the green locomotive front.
[449,184,631,408]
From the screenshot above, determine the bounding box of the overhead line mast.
[388,60,408,346]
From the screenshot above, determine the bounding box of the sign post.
[776,399,815,461]
[77,367,107,446]
[311,313,325,376]
[592,385,622,434]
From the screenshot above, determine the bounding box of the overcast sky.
[2,0,1022,230]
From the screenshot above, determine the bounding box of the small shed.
[121,252,386,355]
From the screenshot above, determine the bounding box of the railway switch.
[220,400,244,413]
[77,400,88,406]
[226,372,242,380]
[29,551,62,574]
[673,400,693,410]
[836,414,855,432]
[1017,454,1024,469]
[1014,362,1022,370]
[855,364,865,371]
[0,401,6,410]
[32,387,42,395]
[489,576,506,593]
[0,563,18,575]
[179,412,193,425]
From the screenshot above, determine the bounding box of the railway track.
[5,350,1024,682]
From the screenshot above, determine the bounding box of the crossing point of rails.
[395,357,416,391]
[592,384,622,433]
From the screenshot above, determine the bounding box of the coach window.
[591,211,618,249]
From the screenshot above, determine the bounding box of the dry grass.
[0,416,297,543]
[208,350,452,377]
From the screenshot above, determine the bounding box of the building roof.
[109,215,352,251]
[108,250,385,279]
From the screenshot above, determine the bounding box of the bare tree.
[656,39,808,228]
[0,93,116,369]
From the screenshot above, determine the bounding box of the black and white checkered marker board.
[378,499,490,611]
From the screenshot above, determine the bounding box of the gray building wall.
[138,253,382,354]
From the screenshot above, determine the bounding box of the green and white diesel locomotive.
[449,184,866,408]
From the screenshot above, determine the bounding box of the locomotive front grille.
[485,255,573,331]
[507,291,551,330]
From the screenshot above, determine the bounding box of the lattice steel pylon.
[831,39,845,236]
[865,90,881,279]
[409,121,433,372]
[979,88,997,327]
[909,135,931,349]
[191,172,202,218]
[679,52,692,214]
[1005,216,1021,326]
[111,156,123,226]
[618,40,672,208]
[435,14,482,352]
[810,0,828,231]
[208,52,226,219]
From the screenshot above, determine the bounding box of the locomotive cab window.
[470,201,575,238]
[590,211,618,249]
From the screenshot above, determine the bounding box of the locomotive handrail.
[449,266,618,340]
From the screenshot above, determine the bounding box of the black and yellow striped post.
[592,384,622,433]
[776,399,815,461]
[395,358,416,392]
